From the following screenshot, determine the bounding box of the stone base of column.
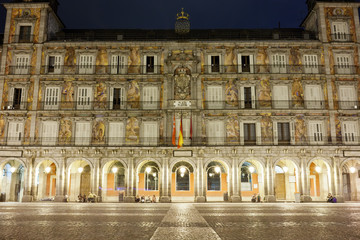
[124,196,135,203]
[335,195,344,203]
[54,195,68,202]
[300,195,312,202]
[22,195,33,202]
[195,196,206,202]
[231,195,242,202]
[96,196,102,203]
[160,196,171,203]
[264,195,276,202]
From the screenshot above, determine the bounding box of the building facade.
[0,0,360,203]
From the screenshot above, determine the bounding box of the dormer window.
[331,22,350,41]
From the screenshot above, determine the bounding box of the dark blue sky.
[1,0,309,32]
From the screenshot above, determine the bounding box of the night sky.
[0,0,309,32]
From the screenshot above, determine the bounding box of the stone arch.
[307,157,332,169]
[0,158,27,170]
[66,158,94,173]
[34,158,60,171]
[273,157,300,170]
[340,158,360,169]
[101,158,128,172]
[169,158,197,172]
[203,158,231,173]
[239,157,266,170]
[135,158,162,173]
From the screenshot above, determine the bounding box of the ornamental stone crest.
[174,67,191,100]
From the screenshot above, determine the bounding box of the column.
[333,157,344,202]
[22,158,34,202]
[231,157,241,202]
[300,158,312,202]
[195,158,206,202]
[264,157,276,202]
[55,159,67,202]
[124,157,135,202]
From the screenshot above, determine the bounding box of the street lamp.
[45,167,51,174]
[215,166,221,174]
[10,167,16,173]
[315,166,321,173]
[350,167,356,173]
[249,166,255,174]
[112,167,118,173]
[283,166,288,173]
[146,167,151,174]
[180,167,186,174]
[78,167,84,173]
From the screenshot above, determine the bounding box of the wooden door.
[80,173,91,195]
[275,174,286,200]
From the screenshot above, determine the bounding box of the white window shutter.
[240,87,245,109]
[238,54,242,73]
[111,55,118,74]
[54,56,62,74]
[251,86,256,109]
[9,87,14,106]
[256,122,261,145]
[273,121,278,145]
[249,55,254,73]
[109,87,114,109]
[120,88,125,108]
[239,122,244,145]
[143,55,147,73]
[290,121,296,145]
[20,87,26,109]
[153,56,158,74]
[109,122,124,145]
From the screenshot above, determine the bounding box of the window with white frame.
[335,54,352,74]
[78,55,95,74]
[332,22,350,41]
[271,54,287,73]
[77,87,92,110]
[109,87,126,110]
[142,121,158,146]
[142,86,159,110]
[108,122,125,146]
[304,85,323,109]
[273,121,295,145]
[143,55,158,74]
[75,122,91,145]
[308,121,325,144]
[240,121,261,145]
[207,120,225,145]
[47,55,62,74]
[238,54,254,73]
[207,55,221,73]
[18,25,32,43]
[239,86,256,109]
[338,85,357,109]
[206,85,224,109]
[303,55,319,74]
[272,85,289,109]
[14,55,30,74]
[44,87,60,110]
[42,121,58,145]
[8,86,26,110]
[342,121,358,144]
[7,122,23,145]
[111,55,127,74]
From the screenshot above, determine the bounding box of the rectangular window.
[14,55,30,74]
[75,122,91,146]
[240,86,256,109]
[18,26,32,43]
[210,55,220,73]
[207,121,224,145]
[278,122,290,145]
[303,55,319,74]
[339,86,357,110]
[77,87,92,110]
[143,122,158,146]
[110,87,125,110]
[335,55,352,74]
[8,87,25,110]
[305,85,323,109]
[272,85,289,109]
[332,22,350,41]
[78,55,94,74]
[108,122,124,146]
[309,122,324,144]
[47,56,62,74]
[207,85,223,109]
[238,54,254,73]
[142,86,158,110]
[342,121,358,144]
[44,87,60,110]
[244,123,256,145]
[111,55,126,74]
[145,56,157,73]
[42,121,58,146]
[7,122,23,145]
[271,54,287,73]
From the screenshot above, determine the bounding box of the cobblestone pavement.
[0,202,360,240]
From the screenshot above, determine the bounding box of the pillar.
[231,157,241,202]
[333,157,344,202]
[300,158,312,202]
[160,158,171,203]
[124,157,135,202]
[264,157,276,202]
[22,158,34,202]
[195,158,206,202]
[55,159,67,202]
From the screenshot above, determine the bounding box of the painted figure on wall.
[62,81,74,108]
[95,82,107,108]
[292,79,304,108]
[225,79,238,107]
[127,80,140,108]
[129,48,140,74]
[226,115,239,143]
[24,117,32,144]
[261,114,272,144]
[295,115,306,144]
[0,115,5,140]
[93,120,105,143]
[59,119,72,144]
[259,78,271,107]
[126,117,139,143]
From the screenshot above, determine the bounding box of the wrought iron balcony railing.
[334,65,357,75]
[2,102,29,111]
[8,66,33,75]
[330,33,353,42]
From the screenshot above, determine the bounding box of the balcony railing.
[337,101,360,110]
[331,33,353,42]
[13,34,34,43]
[8,66,33,75]
[2,102,29,111]
[334,65,357,75]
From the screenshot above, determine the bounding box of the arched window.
[207,165,222,191]
[110,162,125,191]
[176,166,190,191]
[275,165,285,173]
[145,166,158,191]
[241,162,255,191]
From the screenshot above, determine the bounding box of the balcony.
[13,34,34,43]
[331,34,353,42]
[337,101,360,110]
[203,65,325,74]
[334,65,357,75]
[8,66,33,75]
[2,102,29,111]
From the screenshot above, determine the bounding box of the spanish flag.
[177,115,184,149]
[172,114,176,146]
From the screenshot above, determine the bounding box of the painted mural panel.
[226,114,239,144]
[24,116,31,145]
[292,79,304,108]
[225,79,238,107]
[259,78,271,107]
[127,80,140,109]
[94,82,107,109]
[295,115,306,143]
[325,7,357,42]
[260,113,272,145]
[61,81,74,108]
[126,117,139,144]
[8,8,41,43]
[59,119,72,144]
[92,120,105,144]
[129,48,140,74]
[0,115,5,143]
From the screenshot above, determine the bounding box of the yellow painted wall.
[241,173,259,197]
[171,173,194,197]
[206,173,228,197]
[310,163,320,197]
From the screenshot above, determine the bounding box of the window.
[109,87,125,110]
[303,55,319,74]
[273,121,295,145]
[335,54,352,74]
[142,86,159,110]
[304,85,323,109]
[207,85,224,109]
[244,123,256,145]
[272,85,289,109]
[208,55,220,73]
[308,121,324,144]
[42,121,58,145]
[144,166,158,191]
[342,121,358,144]
[47,56,62,74]
[77,87,92,110]
[207,121,225,145]
[143,55,158,74]
[241,162,254,191]
[176,167,190,191]
[111,55,127,74]
[108,122,124,146]
[142,122,158,146]
[114,166,125,190]
[18,25,32,43]
[332,22,350,41]
[271,54,287,73]
[44,87,60,110]
[338,85,357,110]
[75,122,91,145]
[78,55,94,74]
[7,122,23,145]
[8,87,26,110]
[240,86,256,109]
[238,54,254,73]
[14,55,30,74]
[207,167,221,191]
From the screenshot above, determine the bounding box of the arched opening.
[171,161,194,202]
[102,161,126,202]
[67,160,92,201]
[137,161,160,200]
[35,160,56,201]
[0,160,25,202]
[240,161,265,201]
[342,160,360,201]
[274,159,299,201]
[309,160,330,201]
[206,161,228,202]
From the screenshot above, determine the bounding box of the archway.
[171,161,194,202]
[35,160,57,201]
[342,160,360,201]
[0,160,25,202]
[137,161,160,201]
[240,160,265,201]
[206,161,228,201]
[67,160,92,201]
[274,159,299,201]
[102,160,126,202]
[309,159,331,201]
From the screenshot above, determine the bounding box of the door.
[275,174,286,200]
[80,173,91,196]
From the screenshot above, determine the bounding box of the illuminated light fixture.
[249,166,255,173]
[350,167,356,173]
[180,173,185,178]
[45,167,51,173]
[78,167,84,173]
[146,167,151,174]
[112,167,118,173]
[180,167,186,174]
[10,167,16,173]
[152,172,156,177]
[209,173,214,177]
[215,166,221,173]
[283,166,289,173]
[315,166,321,173]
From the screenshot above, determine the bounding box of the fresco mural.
[62,81,74,108]
[226,114,239,144]
[94,82,107,109]
[260,113,272,144]
[92,120,105,144]
[59,119,72,144]
[224,47,236,73]
[8,8,41,43]
[24,116,31,144]
[129,48,140,74]
[126,117,139,143]
[325,7,356,42]
[225,79,238,107]
[259,78,271,107]
[292,79,304,108]
[127,80,140,109]
[0,115,5,142]
[295,115,306,143]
